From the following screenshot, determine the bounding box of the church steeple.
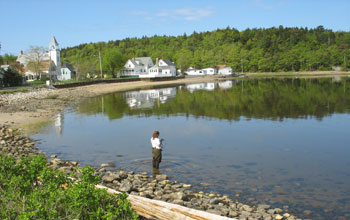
[49,36,59,50]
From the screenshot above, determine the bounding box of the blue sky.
[0,0,349,55]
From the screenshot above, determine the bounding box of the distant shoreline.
[0,71,349,134]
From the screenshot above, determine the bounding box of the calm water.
[32,78,350,219]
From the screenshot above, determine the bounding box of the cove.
[32,78,350,219]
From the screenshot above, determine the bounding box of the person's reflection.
[153,168,161,177]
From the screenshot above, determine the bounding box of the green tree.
[102,48,124,78]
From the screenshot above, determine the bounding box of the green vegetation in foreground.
[0,154,138,220]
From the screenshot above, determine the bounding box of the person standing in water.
[151,131,163,169]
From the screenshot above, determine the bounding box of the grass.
[27,80,47,85]
[0,88,28,94]
[44,94,59,99]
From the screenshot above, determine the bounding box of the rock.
[171,192,185,201]
[303,210,312,215]
[0,140,6,145]
[258,204,271,210]
[183,184,192,188]
[283,213,291,218]
[50,154,56,159]
[206,209,222,215]
[274,208,283,214]
[173,200,184,205]
[242,204,253,212]
[275,214,283,220]
[71,161,78,166]
[159,180,170,185]
[119,180,132,193]
[229,210,238,217]
[209,197,220,205]
[155,174,168,181]
[100,162,115,168]
[102,175,114,183]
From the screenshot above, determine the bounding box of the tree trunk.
[95,185,236,220]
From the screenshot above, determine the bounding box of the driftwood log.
[96,185,236,220]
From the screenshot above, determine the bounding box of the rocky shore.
[0,125,302,220]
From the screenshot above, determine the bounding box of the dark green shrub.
[0,154,138,220]
[2,69,23,87]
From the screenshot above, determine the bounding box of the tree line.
[60,25,350,76]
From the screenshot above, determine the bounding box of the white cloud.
[130,6,214,21]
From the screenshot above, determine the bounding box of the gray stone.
[171,192,185,201]
[155,174,168,181]
[209,197,220,205]
[242,204,253,212]
[173,200,184,205]
[119,180,132,193]
[206,209,222,215]
[102,175,114,183]
[229,210,239,217]
[258,204,271,210]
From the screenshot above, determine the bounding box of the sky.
[0,0,349,55]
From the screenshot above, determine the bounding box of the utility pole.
[99,51,103,79]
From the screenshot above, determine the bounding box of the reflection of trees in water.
[76,78,350,121]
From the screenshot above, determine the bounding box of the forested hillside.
[61,26,350,76]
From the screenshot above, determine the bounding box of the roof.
[160,59,175,66]
[134,57,152,66]
[49,36,59,47]
[62,64,74,72]
[217,65,227,69]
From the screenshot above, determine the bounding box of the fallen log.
[96,184,236,220]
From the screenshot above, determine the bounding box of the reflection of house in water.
[186,81,234,93]
[185,83,206,93]
[54,112,64,135]
[218,80,233,89]
[124,87,177,109]
[204,82,216,91]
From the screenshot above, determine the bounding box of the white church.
[17,37,73,81]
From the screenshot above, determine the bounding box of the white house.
[17,36,61,81]
[120,57,153,78]
[143,58,176,78]
[202,68,217,75]
[59,64,75,80]
[185,67,204,76]
[218,67,233,75]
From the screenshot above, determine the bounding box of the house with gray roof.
[120,57,153,77]
[142,58,176,78]
[60,64,75,80]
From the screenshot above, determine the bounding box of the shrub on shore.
[0,153,138,220]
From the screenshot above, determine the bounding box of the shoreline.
[0,76,218,134]
[0,125,299,220]
[1,72,349,133]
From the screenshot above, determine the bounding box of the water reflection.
[32,78,350,220]
[77,78,350,121]
[124,87,177,109]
